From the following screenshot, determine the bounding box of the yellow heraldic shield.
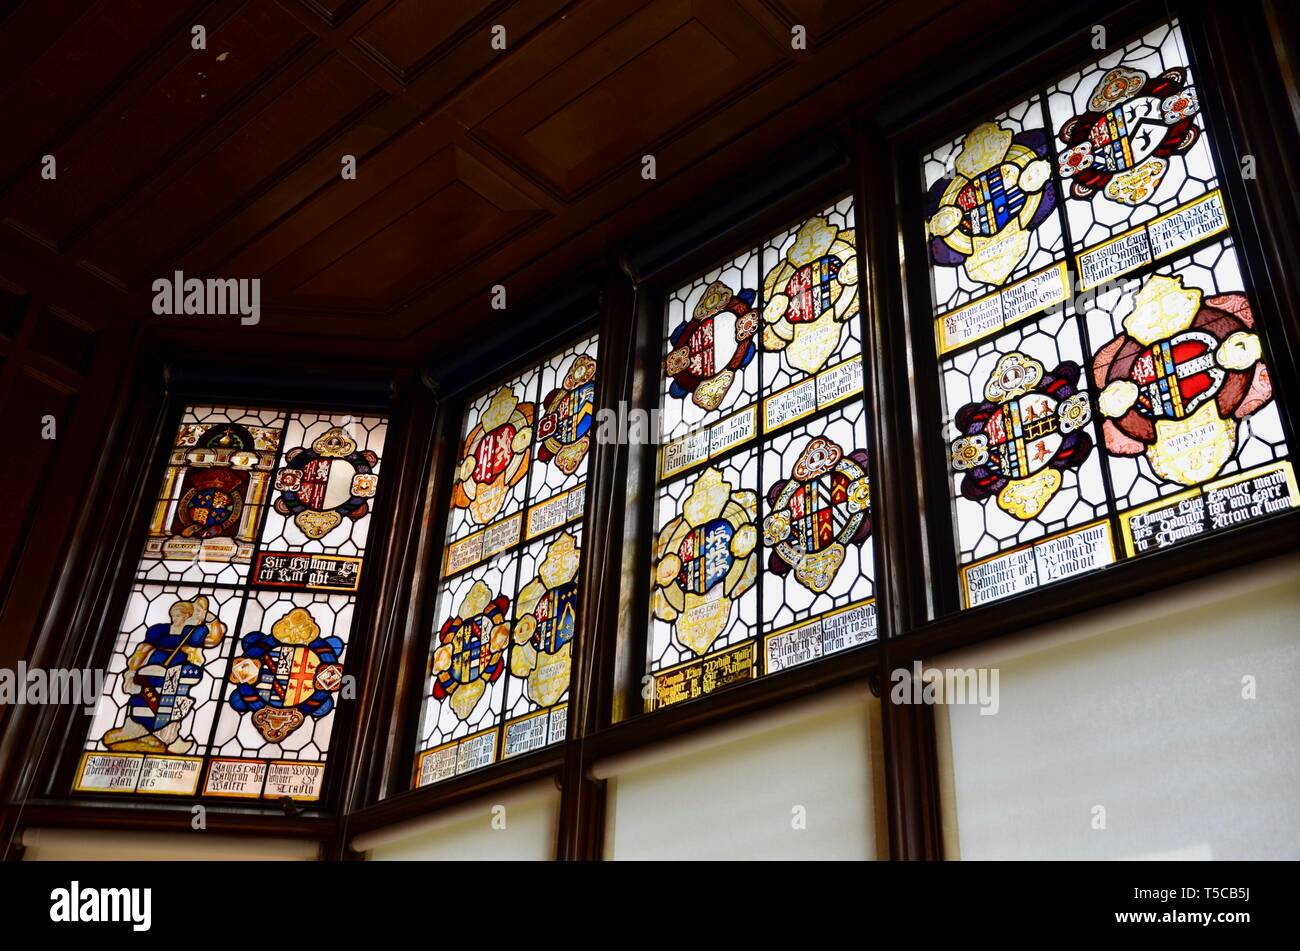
[512,532,581,708]
[762,214,860,376]
[653,467,758,657]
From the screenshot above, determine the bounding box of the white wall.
[601,687,885,860]
[934,553,1300,860]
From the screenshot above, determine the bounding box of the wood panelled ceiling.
[0,0,1036,358]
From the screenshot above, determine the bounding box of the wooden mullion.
[554,749,606,861]
[554,261,638,859]
[854,119,946,860]
[334,371,435,818]
[876,647,943,861]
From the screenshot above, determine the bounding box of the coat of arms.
[452,386,534,526]
[274,427,379,540]
[949,352,1094,520]
[665,280,759,412]
[762,215,862,374]
[430,581,510,720]
[511,532,581,708]
[537,354,597,475]
[927,120,1056,288]
[764,437,872,593]
[228,606,345,742]
[652,467,758,656]
[157,421,280,564]
[102,596,225,754]
[1092,274,1271,486]
[1057,65,1200,205]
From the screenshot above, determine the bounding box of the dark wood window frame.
[0,346,426,853]
[3,0,1297,862]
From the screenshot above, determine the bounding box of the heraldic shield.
[228,606,345,743]
[102,596,226,754]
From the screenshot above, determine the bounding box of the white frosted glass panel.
[21,830,317,861]
[604,692,884,860]
[935,554,1300,859]
[366,786,559,861]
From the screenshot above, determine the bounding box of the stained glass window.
[649,195,876,710]
[77,405,388,801]
[414,333,598,787]
[921,19,1295,609]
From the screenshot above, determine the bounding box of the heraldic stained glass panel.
[650,195,876,711]
[76,405,388,801]
[414,333,598,788]
[922,18,1296,610]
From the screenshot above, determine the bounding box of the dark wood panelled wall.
[1,0,1298,860]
